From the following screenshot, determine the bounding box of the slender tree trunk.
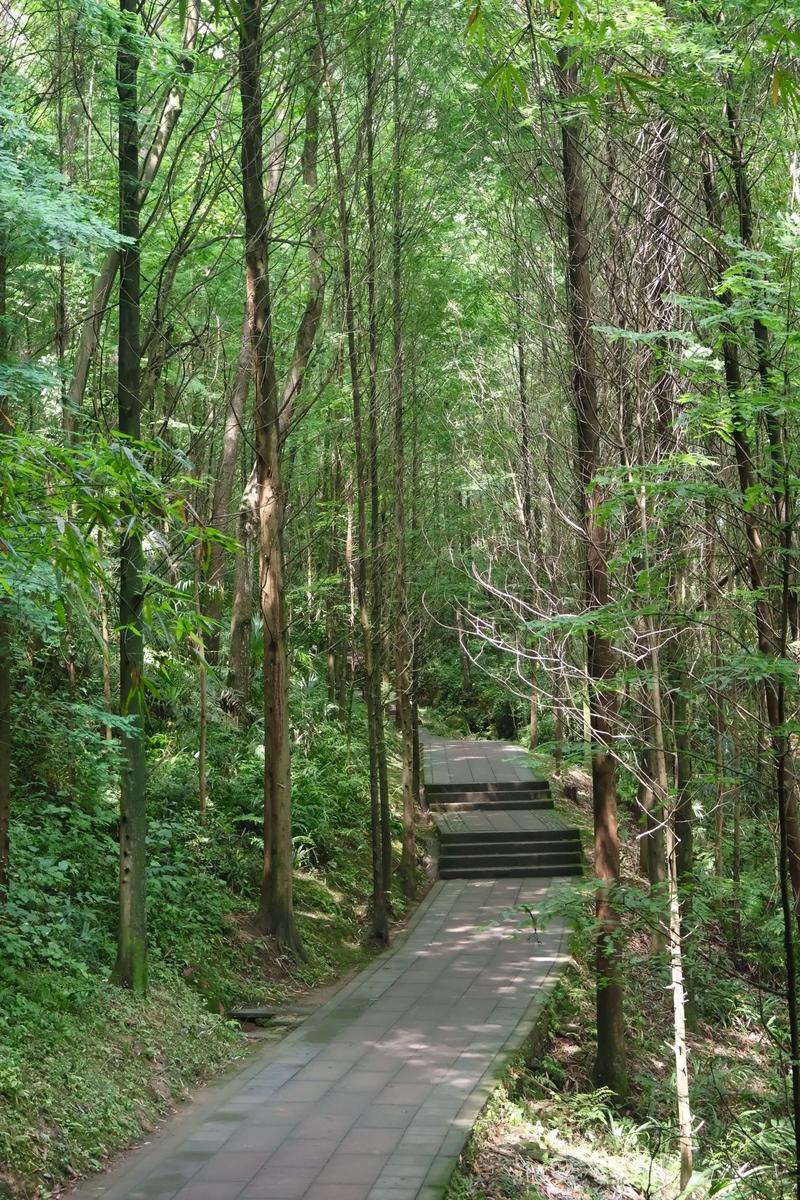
[97,530,114,741]
[701,139,800,936]
[228,34,324,701]
[651,638,695,1183]
[226,502,255,725]
[316,0,387,940]
[193,545,208,823]
[112,0,147,994]
[205,304,252,664]
[702,132,800,1186]
[390,19,415,901]
[239,0,301,956]
[557,48,626,1098]
[667,813,695,1189]
[364,46,393,915]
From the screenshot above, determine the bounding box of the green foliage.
[0,969,241,1195]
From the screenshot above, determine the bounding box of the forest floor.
[1,866,419,1200]
[0,720,425,1200]
[446,757,787,1200]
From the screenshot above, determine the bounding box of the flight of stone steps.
[428,777,583,881]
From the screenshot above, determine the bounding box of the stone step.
[440,839,581,861]
[428,789,550,806]
[429,797,554,812]
[441,853,581,873]
[426,779,549,795]
[439,862,583,880]
[440,829,581,846]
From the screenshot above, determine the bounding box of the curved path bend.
[74,737,571,1200]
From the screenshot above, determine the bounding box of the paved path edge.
[417,921,571,1198]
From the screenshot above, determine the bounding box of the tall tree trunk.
[391,18,416,900]
[112,0,147,994]
[205,304,252,664]
[239,0,301,956]
[193,544,208,822]
[226,34,324,695]
[364,45,393,916]
[97,529,114,741]
[666,811,695,1189]
[701,139,800,936]
[557,48,626,1098]
[226,472,257,725]
[317,0,388,942]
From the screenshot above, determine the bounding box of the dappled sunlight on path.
[73,740,571,1200]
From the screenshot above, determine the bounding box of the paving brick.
[304,1185,371,1200]
[314,1153,384,1186]
[174,1183,244,1200]
[193,1150,267,1183]
[241,1166,319,1199]
[337,1127,404,1156]
[267,1137,339,1168]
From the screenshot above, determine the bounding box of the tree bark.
[225,33,325,693]
[557,47,626,1098]
[205,304,252,664]
[111,0,147,994]
[239,0,301,955]
[390,18,416,900]
[317,0,388,942]
[701,137,800,937]
[364,44,393,917]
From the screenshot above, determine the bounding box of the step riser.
[443,849,582,868]
[426,781,549,794]
[439,865,583,880]
[441,864,578,873]
[428,791,550,805]
[440,832,580,846]
[441,846,581,861]
[430,800,554,812]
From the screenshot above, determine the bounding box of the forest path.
[73,741,570,1200]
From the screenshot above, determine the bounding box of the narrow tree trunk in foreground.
[205,306,252,665]
[364,46,393,915]
[193,544,208,822]
[558,47,626,1098]
[226,498,255,725]
[239,0,301,956]
[702,133,800,1186]
[112,0,147,994]
[667,816,694,1189]
[391,20,416,900]
[317,0,387,942]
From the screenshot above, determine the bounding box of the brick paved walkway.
[74,735,570,1200]
[421,734,534,787]
[74,880,567,1200]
